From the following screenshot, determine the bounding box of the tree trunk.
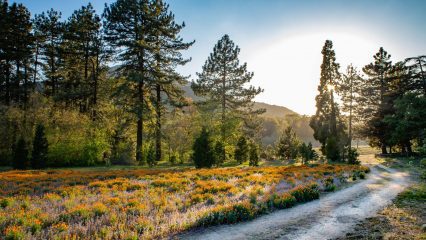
[136,81,143,163]
[381,144,388,154]
[155,84,162,162]
[5,60,10,105]
[33,44,39,85]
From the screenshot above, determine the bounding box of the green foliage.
[214,141,225,166]
[192,34,264,149]
[31,124,48,169]
[12,137,29,170]
[325,136,341,162]
[289,183,320,202]
[192,127,215,168]
[324,177,336,192]
[249,143,259,167]
[234,136,249,164]
[144,145,155,167]
[310,40,347,161]
[360,47,394,153]
[346,147,360,164]
[276,126,301,160]
[299,142,317,165]
[269,193,297,209]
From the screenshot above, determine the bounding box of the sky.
[11,0,426,115]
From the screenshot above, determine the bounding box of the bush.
[270,193,296,209]
[347,147,360,164]
[192,127,215,168]
[290,183,320,202]
[31,123,48,169]
[12,137,29,170]
[235,136,249,164]
[199,202,256,226]
[324,176,336,192]
[249,143,259,167]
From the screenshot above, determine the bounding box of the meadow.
[0,164,369,239]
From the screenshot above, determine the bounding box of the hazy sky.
[12,0,426,115]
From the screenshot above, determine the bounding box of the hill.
[181,83,318,147]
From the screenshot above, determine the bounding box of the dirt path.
[179,156,410,240]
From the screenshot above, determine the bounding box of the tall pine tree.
[192,34,263,161]
[310,40,347,161]
[361,47,393,154]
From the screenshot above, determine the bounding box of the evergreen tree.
[31,124,48,169]
[192,34,264,161]
[249,142,259,167]
[0,1,34,106]
[405,56,426,96]
[33,9,64,97]
[61,3,103,114]
[276,126,301,160]
[149,0,194,162]
[361,47,393,154]
[299,142,316,165]
[214,140,225,166]
[192,127,215,168]
[146,144,156,167]
[13,136,29,169]
[234,135,249,164]
[310,40,346,161]
[337,65,363,149]
[104,0,154,162]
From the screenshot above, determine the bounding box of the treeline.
[311,40,426,161]
[0,0,264,169]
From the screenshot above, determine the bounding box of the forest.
[0,0,425,170]
[1,0,426,239]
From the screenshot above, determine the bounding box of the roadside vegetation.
[0,164,368,239]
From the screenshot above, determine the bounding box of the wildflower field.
[0,164,369,239]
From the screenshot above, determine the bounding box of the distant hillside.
[253,102,298,118]
[181,83,318,146]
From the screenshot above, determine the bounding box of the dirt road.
[180,156,410,240]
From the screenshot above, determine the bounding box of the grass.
[0,164,368,239]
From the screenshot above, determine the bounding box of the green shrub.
[324,177,336,192]
[0,198,11,208]
[359,172,366,179]
[271,193,296,209]
[290,183,320,202]
[198,203,256,226]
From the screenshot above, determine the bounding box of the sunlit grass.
[0,164,368,239]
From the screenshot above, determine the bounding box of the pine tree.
[405,56,426,96]
[0,1,34,106]
[146,144,156,167]
[214,140,225,166]
[149,0,194,162]
[13,136,29,169]
[60,3,103,115]
[104,0,154,162]
[361,47,393,154]
[249,142,259,167]
[33,9,64,97]
[337,65,363,149]
[31,124,48,169]
[299,142,317,165]
[192,34,263,161]
[276,126,301,160]
[192,127,215,168]
[234,135,249,164]
[310,40,347,161]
